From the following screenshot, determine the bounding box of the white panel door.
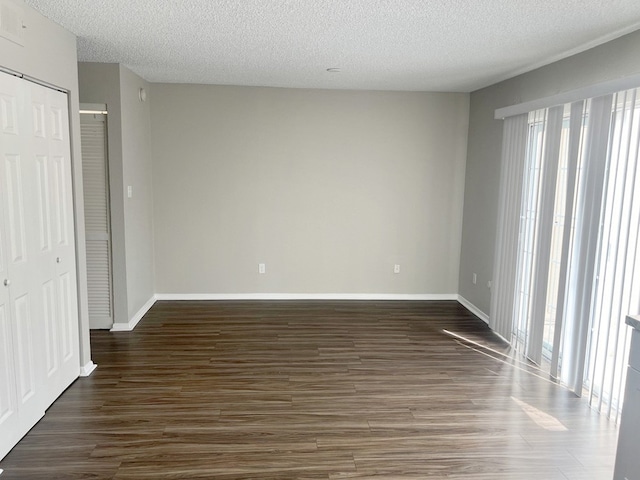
[0,72,22,461]
[0,273,20,460]
[0,72,79,461]
[28,82,79,402]
[0,72,46,460]
[48,85,80,397]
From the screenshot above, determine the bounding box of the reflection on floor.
[0,300,619,479]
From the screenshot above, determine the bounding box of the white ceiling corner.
[22,0,640,92]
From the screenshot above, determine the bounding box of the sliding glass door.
[585,89,640,420]
[504,87,640,419]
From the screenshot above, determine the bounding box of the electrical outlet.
[394,264,400,274]
[472,273,477,285]
[258,263,266,274]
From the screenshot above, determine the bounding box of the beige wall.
[78,63,155,326]
[0,1,91,365]
[459,28,640,316]
[151,85,469,296]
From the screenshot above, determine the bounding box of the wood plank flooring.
[0,301,619,479]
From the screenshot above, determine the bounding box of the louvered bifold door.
[80,114,113,329]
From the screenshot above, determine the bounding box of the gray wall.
[0,1,91,365]
[119,67,155,318]
[151,85,469,296]
[459,29,640,316]
[77,63,126,328]
[78,63,155,326]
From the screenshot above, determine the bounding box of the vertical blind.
[491,86,640,418]
[586,88,640,420]
[559,95,613,395]
[489,114,528,341]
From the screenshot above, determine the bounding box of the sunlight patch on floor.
[511,396,568,431]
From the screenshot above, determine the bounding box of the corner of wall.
[111,294,156,332]
[118,66,156,321]
[78,62,129,328]
[457,295,489,324]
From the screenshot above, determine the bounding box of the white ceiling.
[23,0,640,92]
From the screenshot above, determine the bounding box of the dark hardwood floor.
[0,301,618,479]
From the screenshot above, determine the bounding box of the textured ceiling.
[23,0,640,92]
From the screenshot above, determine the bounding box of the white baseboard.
[110,295,157,332]
[154,293,459,301]
[89,317,114,330]
[457,295,490,324]
[79,361,97,377]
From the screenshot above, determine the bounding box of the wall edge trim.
[457,295,490,324]
[110,295,157,332]
[79,361,97,377]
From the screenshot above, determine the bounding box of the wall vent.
[0,0,24,46]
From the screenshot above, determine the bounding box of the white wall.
[78,63,155,326]
[459,28,640,316]
[0,1,91,365]
[151,85,469,296]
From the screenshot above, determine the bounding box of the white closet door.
[48,85,80,396]
[0,73,79,460]
[80,113,113,328]
[0,72,46,460]
[0,214,21,460]
[28,82,79,402]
